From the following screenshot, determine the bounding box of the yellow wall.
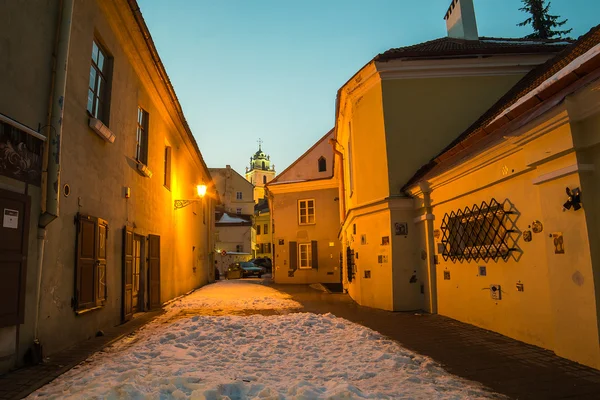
[255,211,272,258]
[382,74,523,194]
[414,113,600,368]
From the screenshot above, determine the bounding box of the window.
[262,161,265,169]
[87,40,109,122]
[236,208,242,215]
[75,214,108,313]
[318,157,326,172]
[236,244,243,252]
[256,225,261,235]
[264,223,268,235]
[236,191,243,200]
[136,107,149,165]
[298,199,315,225]
[164,146,172,190]
[265,242,271,253]
[299,243,312,269]
[441,199,513,262]
[263,175,266,184]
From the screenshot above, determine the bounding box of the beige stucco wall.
[413,112,600,369]
[382,74,524,194]
[32,0,213,357]
[275,131,334,183]
[210,167,255,214]
[271,187,341,284]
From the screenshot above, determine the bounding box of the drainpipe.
[419,182,438,314]
[33,0,74,354]
[328,139,346,221]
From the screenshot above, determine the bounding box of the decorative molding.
[532,164,594,185]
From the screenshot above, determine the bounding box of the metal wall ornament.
[563,187,582,211]
[531,220,543,234]
[552,232,565,254]
[523,230,532,242]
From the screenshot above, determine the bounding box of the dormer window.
[318,157,326,172]
[263,175,266,184]
[262,161,266,169]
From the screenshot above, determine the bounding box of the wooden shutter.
[76,214,98,311]
[311,240,318,269]
[164,146,172,189]
[122,226,134,321]
[0,190,31,328]
[289,241,297,271]
[96,219,108,306]
[148,234,161,309]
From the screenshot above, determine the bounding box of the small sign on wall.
[3,209,19,229]
[394,222,408,236]
[552,232,564,254]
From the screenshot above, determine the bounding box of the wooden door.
[0,189,31,328]
[76,216,97,311]
[148,234,161,309]
[122,226,134,322]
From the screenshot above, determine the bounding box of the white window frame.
[298,199,315,225]
[298,243,312,269]
[236,191,243,200]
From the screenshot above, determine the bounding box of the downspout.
[34,0,74,352]
[419,182,438,314]
[328,139,346,221]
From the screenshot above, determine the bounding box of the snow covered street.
[28,281,499,399]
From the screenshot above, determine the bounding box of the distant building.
[245,141,276,201]
[254,198,272,260]
[267,130,342,284]
[209,165,256,273]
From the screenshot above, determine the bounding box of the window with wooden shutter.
[289,241,297,271]
[164,146,172,190]
[311,240,318,269]
[75,214,108,313]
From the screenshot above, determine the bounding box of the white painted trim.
[267,178,338,194]
[532,164,594,185]
[0,113,46,141]
[413,214,435,223]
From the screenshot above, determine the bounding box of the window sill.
[136,162,153,178]
[88,118,115,143]
[298,223,316,226]
[75,304,104,315]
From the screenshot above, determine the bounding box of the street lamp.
[174,184,207,210]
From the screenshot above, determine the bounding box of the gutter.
[34,0,74,359]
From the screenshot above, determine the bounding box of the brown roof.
[376,36,572,62]
[403,25,600,192]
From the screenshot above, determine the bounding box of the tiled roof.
[376,36,572,62]
[402,25,600,192]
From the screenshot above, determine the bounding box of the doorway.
[132,235,144,313]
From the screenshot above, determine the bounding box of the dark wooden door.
[0,189,31,328]
[122,226,134,322]
[132,237,142,312]
[76,215,97,311]
[148,234,161,309]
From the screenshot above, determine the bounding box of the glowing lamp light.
[197,184,207,197]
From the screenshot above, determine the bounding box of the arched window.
[262,161,265,169]
[318,157,326,172]
[263,175,267,184]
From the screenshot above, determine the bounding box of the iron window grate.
[440,198,516,262]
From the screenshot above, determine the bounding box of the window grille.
[440,198,515,262]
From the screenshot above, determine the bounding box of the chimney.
[444,0,479,40]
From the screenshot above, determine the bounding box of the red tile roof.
[376,36,572,62]
[402,25,600,192]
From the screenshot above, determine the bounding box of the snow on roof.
[217,214,248,224]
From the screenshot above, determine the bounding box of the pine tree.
[517,0,572,39]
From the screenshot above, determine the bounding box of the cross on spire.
[257,138,263,150]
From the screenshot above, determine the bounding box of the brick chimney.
[444,0,479,40]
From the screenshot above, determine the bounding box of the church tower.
[245,139,276,202]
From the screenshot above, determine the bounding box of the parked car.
[249,257,272,272]
[227,262,265,279]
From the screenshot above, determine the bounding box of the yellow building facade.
[406,26,600,369]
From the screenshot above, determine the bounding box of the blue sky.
[137,0,599,177]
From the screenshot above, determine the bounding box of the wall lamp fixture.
[174,184,207,210]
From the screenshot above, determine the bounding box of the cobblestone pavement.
[0,310,162,400]
[272,283,600,400]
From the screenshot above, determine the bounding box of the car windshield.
[240,262,256,268]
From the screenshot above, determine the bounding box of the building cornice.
[267,177,338,194]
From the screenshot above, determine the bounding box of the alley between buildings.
[25,280,500,399]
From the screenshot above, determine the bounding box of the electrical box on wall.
[490,284,501,300]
